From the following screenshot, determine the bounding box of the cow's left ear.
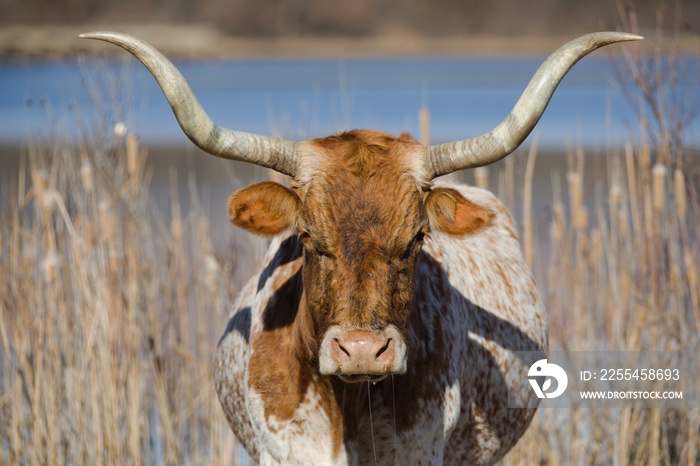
[424,187,494,235]
[398,131,418,143]
[228,182,301,236]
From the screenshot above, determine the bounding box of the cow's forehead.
[307,175,426,256]
[294,129,428,189]
[294,131,428,245]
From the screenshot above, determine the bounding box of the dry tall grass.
[503,5,700,462]
[3,125,697,466]
[0,135,242,465]
[497,138,700,465]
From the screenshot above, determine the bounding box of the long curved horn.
[80,31,299,178]
[426,32,642,179]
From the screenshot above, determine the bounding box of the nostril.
[334,338,351,358]
[375,338,392,359]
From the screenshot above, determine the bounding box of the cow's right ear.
[228,182,301,236]
[424,187,494,235]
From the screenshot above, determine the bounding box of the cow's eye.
[300,231,312,246]
[300,231,334,259]
[401,231,426,260]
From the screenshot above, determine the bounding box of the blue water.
[1,55,698,150]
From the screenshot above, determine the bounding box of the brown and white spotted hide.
[214,130,547,465]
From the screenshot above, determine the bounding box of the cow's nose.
[332,331,394,369]
[319,327,407,381]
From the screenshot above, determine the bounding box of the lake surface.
[2,55,698,150]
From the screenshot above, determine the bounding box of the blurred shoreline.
[2,23,697,60]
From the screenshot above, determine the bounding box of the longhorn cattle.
[81,31,641,465]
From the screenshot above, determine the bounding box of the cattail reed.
[618,205,628,239]
[652,163,666,212]
[610,156,622,215]
[126,133,139,177]
[32,168,48,212]
[550,201,566,242]
[624,143,640,234]
[98,200,115,243]
[419,107,430,146]
[574,204,588,232]
[674,169,686,219]
[40,251,60,284]
[41,188,58,215]
[523,134,539,268]
[205,253,220,293]
[566,171,582,225]
[169,167,183,242]
[80,161,94,194]
[474,166,488,190]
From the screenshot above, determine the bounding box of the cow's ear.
[398,131,418,143]
[228,182,301,236]
[424,187,494,235]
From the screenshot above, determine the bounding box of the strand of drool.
[368,381,378,466]
[392,375,397,466]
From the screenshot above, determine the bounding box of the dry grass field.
[0,135,244,465]
[2,120,697,465]
[494,140,700,465]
